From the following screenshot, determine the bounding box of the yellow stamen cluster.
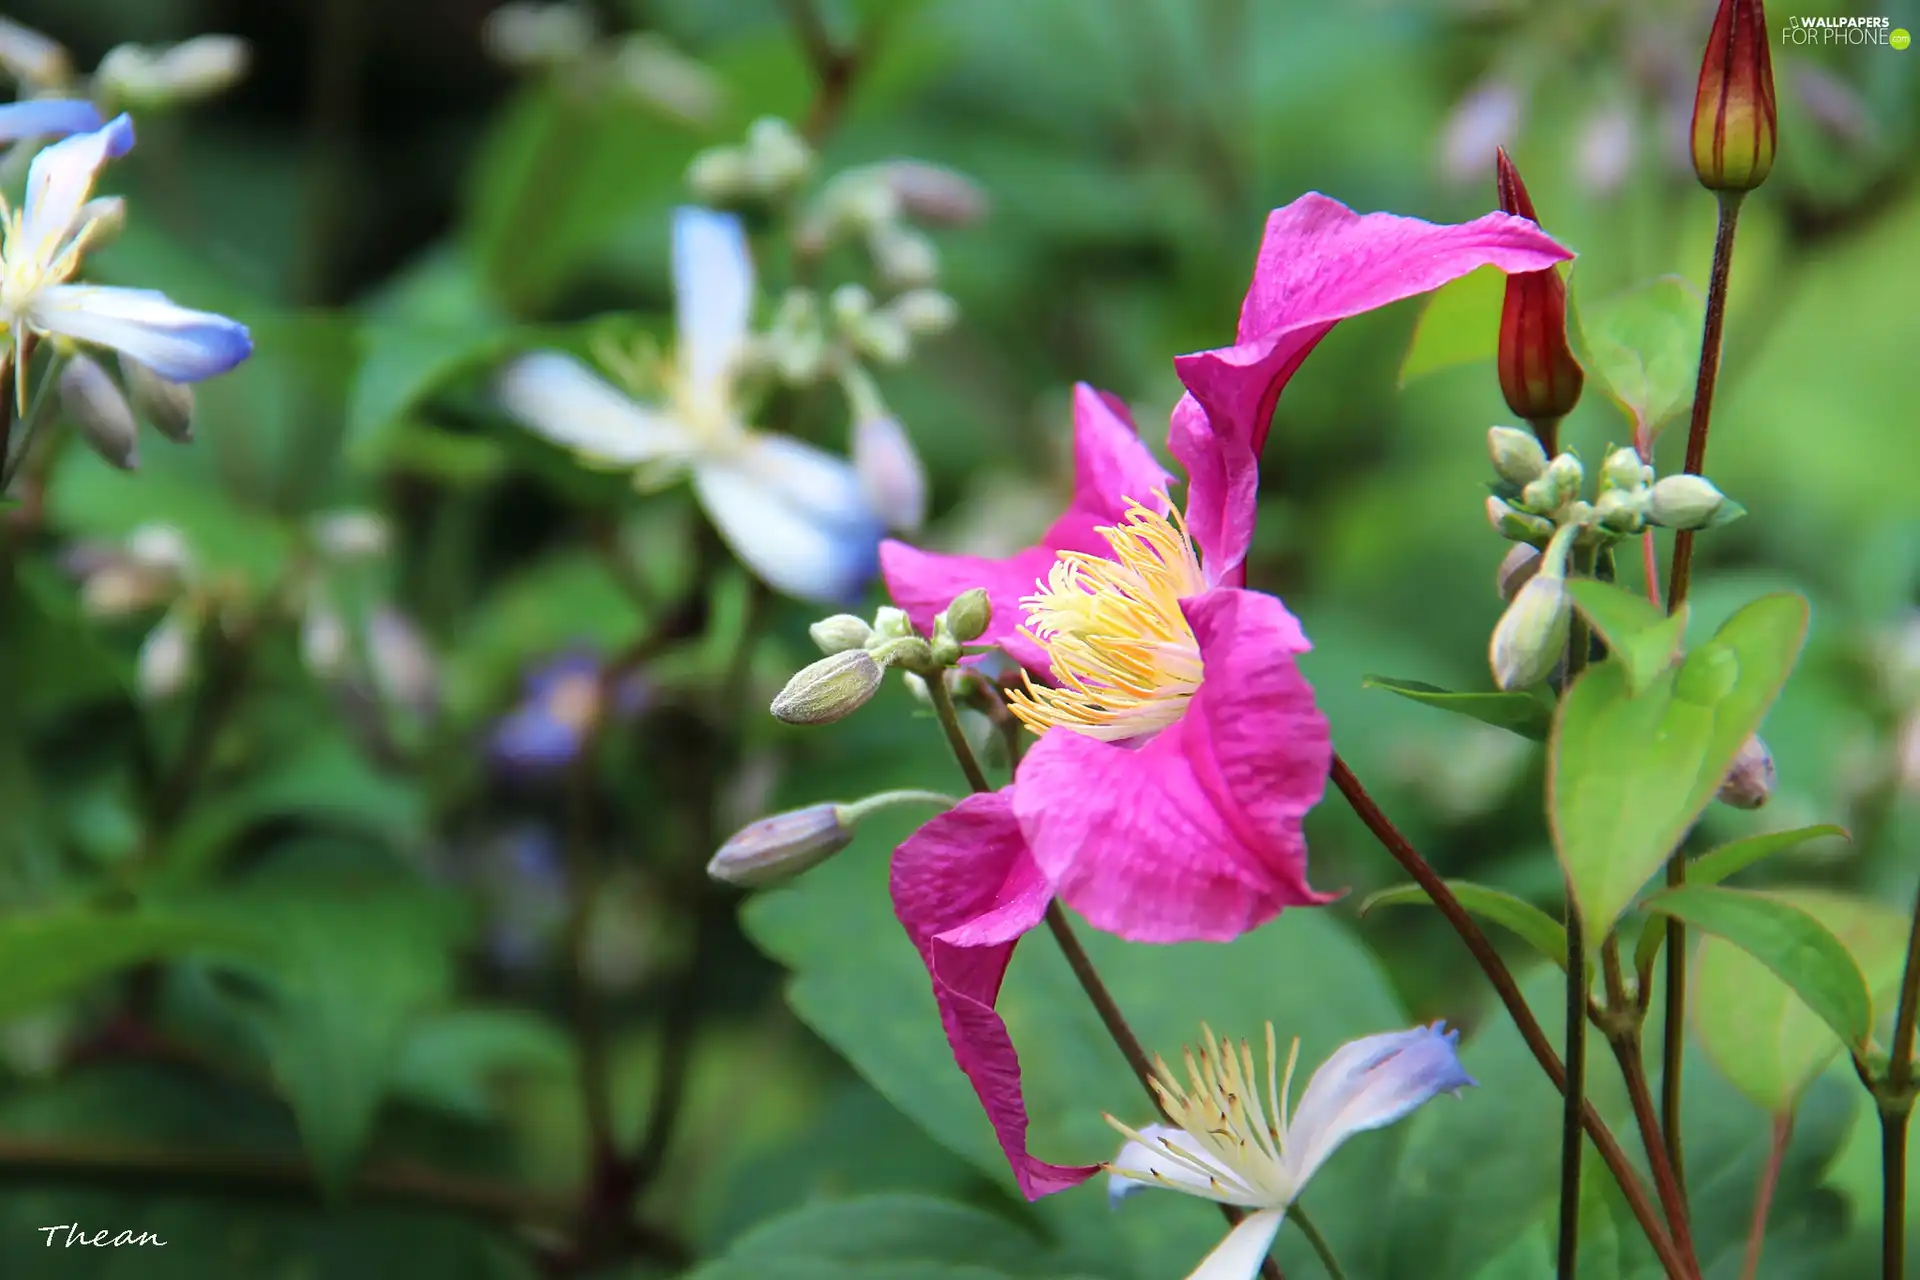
[1006,495,1206,741]
[0,195,112,408]
[1105,1023,1303,1207]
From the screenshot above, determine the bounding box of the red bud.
[1692,0,1777,192]
[1494,149,1583,425]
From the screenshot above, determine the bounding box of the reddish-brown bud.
[1691,0,1777,192]
[1494,149,1583,424]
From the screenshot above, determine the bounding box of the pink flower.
[881,195,1569,1200]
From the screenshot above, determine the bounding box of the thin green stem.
[1741,1112,1791,1280]
[924,675,991,794]
[1291,1204,1347,1280]
[1887,1107,1911,1280]
[1889,874,1920,1096]
[1660,194,1743,1197]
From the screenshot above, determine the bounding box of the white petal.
[852,415,927,532]
[1107,1123,1255,1208]
[1283,1023,1474,1189]
[691,435,881,605]
[496,352,690,466]
[21,114,133,259]
[138,614,193,699]
[31,285,249,381]
[1185,1209,1285,1280]
[672,206,752,396]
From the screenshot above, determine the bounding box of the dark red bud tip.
[1692,0,1777,192]
[1494,147,1539,223]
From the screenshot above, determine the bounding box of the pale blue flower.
[497,207,884,605]
[1106,1022,1473,1280]
[0,114,251,405]
[0,99,103,145]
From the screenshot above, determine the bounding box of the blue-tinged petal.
[671,206,752,400]
[21,114,133,257]
[496,352,690,467]
[31,285,249,381]
[1186,1208,1286,1280]
[852,415,927,532]
[0,99,102,145]
[1283,1022,1474,1188]
[691,433,883,606]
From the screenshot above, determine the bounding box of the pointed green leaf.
[1576,275,1705,434]
[1361,675,1551,741]
[1550,594,1810,940]
[0,905,275,1021]
[1399,266,1506,386]
[1644,884,1872,1052]
[1565,579,1688,694]
[1693,888,1906,1111]
[1689,824,1851,887]
[1360,880,1567,969]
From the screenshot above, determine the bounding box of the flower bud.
[1494,149,1584,424]
[1496,544,1542,602]
[870,606,913,642]
[0,17,69,89]
[1488,426,1549,487]
[312,510,390,559]
[1692,0,1777,193]
[943,588,991,643]
[851,313,911,365]
[1486,496,1554,543]
[1593,487,1646,535]
[877,160,988,226]
[853,416,927,532]
[127,524,192,575]
[744,116,812,192]
[482,1,597,70]
[868,223,939,287]
[870,635,933,673]
[810,613,874,654]
[886,289,958,337]
[707,803,854,888]
[152,35,250,102]
[1601,446,1650,493]
[772,649,883,725]
[1490,575,1571,691]
[1647,474,1737,530]
[687,148,752,203]
[929,630,962,669]
[61,355,139,470]
[114,353,194,444]
[830,284,873,328]
[138,613,194,699]
[612,33,722,126]
[1543,453,1584,509]
[1715,734,1776,809]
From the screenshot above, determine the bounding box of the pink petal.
[880,383,1171,675]
[889,792,1096,1199]
[1174,194,1572,480]
[1169,392,1259,588]
[1013,587,1333,943]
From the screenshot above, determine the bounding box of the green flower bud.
[1487,495,1554,542]
[870,606,914,642]
[1490,575,1572,691]
[1648,474,1740,530]
[830,283,873,328]
[1601,446,1650,493]
[119,354,194,443]
[1715,734,1775,809]
[1488,426,1549,487]
[810,613,874,654]
[944,588,991,643]
[1593,487,1646,535]
[771,649,883,725]
[1543,453,1584,507]
[707,803,854,888]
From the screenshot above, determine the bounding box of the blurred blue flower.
[497,207,884,606]
[489,650,649,776]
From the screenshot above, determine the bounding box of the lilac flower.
[489,651,649,776]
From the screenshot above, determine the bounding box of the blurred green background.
[2,0,1919,1276]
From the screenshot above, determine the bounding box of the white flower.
[0,115,251,407]
[498,207,884,605]
[1107,1022,1474,1280]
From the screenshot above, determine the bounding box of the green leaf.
[346,322,518,466]
[389,1007,572,1124]
[1576,275,1705,435]
[174,857,465,1196]
[1693,888,1907,1111]
[1564,579,1687,694]
[1688,824,1851,887]
[1550,594,1810,940]
[1359,880,1566,969]
[1399,266,1506,386]
[1643,884,1872,1052]
[0,905,274,1022]
[687,1194,1086,1280]
[1361,675,1551,741]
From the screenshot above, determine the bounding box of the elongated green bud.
[810,613,874,654]
[707,804,853,887]
[771,650,883,725]
[1488,426,1549,487]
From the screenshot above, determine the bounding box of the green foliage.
[1573,275,1705,436]
[1400,266,1507,387]
[1361,674,1552,740]
[1360,880,1567,969]
[1563,579,1687,695]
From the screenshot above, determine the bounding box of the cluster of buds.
[63,524,222,699]
[296,512,438,714]
[771,589,989,726]
[0,18,248,112]
[58,352,196,472]
[795,160,987,287]
[483,2,721,125]
[686,117,813,205]
[753,283,956,388]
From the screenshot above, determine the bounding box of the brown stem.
[782,0,864,144]
[1741,1111,1792,1280]
[1886,1106,1910,1280]
[1329,754,1693,1280]
[1604,1027,1700,1275]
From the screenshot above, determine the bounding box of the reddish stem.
[1741,1112,1792,1280]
